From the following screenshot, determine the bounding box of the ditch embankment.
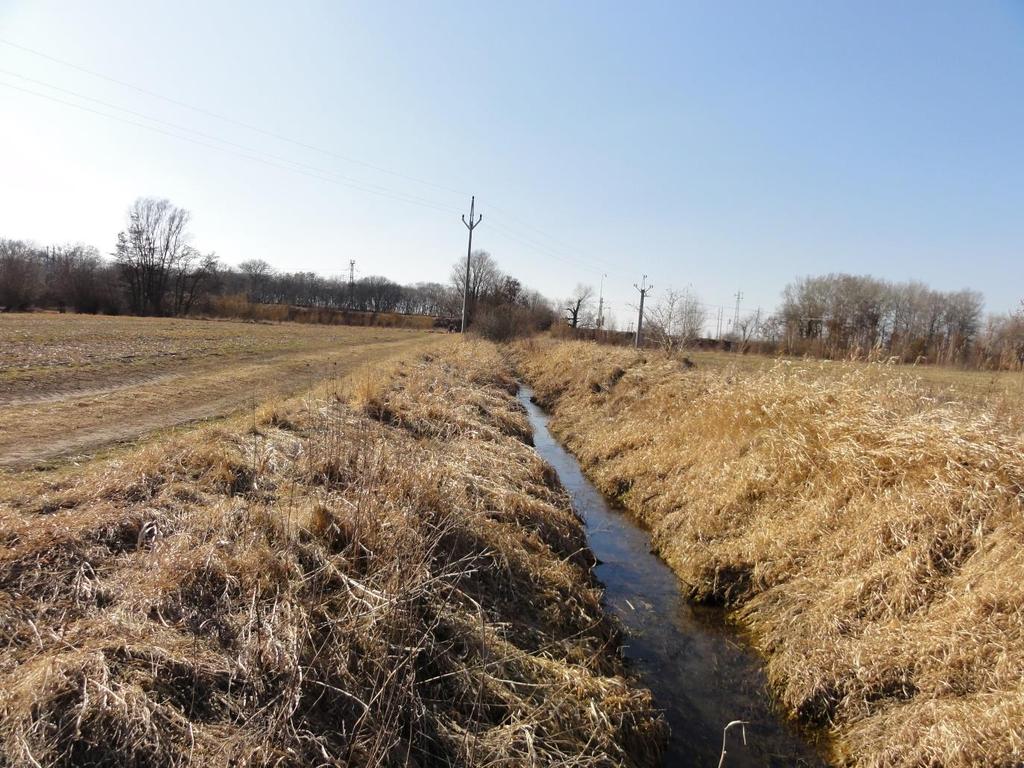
[0,340,664,767]
[519,384,825,766]
[514,339,1024,767]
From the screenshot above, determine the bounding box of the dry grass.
[206,295,438,330]
[514,339,1024,767]
[0,338,664,767]
[675,346,1024,415]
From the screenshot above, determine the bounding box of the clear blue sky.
[1,1,1022,327]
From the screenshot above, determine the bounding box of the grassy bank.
[0,340,664,766]
[514,339,1024,767]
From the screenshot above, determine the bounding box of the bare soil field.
[0,313,440,468]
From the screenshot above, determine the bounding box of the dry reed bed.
[0,340,664,767]
[514,339,1024,768]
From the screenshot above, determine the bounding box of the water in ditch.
[518,385,827,767]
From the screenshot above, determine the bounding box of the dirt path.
[0,333,438,469]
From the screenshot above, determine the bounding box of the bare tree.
[734,310,761,353]
[0,240,42,310]
[359,275,404,312]
[565,284,594,329]
[113,198,193,315]
[646,288,706,356]
[171,250,219,315]
[450,250,500,323]
[779,273,988,363]
[497,276,522,305]
[238,258,274,303]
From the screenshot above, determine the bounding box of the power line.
[0,71,629,281]
[0,79,471,217]
[0,71,468,215]
[5,39,763,300]
[0,40,642,283]
[0,39,635,281]
[0,37,470,198]
[485,200,619,273]
[485,218,626,279]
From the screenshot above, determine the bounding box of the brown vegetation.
[515,339,1024,767]
[0,339,664,766]
[205,295,438,329]
[765,274,1024,370]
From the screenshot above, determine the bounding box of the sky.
[1,1,1022,329]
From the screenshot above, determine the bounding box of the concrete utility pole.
[460,196,482,334]
[732,290,743,335]
[716,307,723,340]
[597,273,607,329]
[633,275,653,348]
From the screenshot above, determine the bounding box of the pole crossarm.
[633,274,652,348]
[460,196,482,334]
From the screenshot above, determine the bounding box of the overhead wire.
[0,68,466,215]
[0,38,680,287]
[0,37,470,198]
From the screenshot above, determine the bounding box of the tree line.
[0,197,456,317]
[0,196,559,339]
[559,273,1023,370]
[764,273,1024,369]
[3,195,1020,366]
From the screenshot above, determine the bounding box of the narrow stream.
[518,386,826,767]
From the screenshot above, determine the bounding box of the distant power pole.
[732,290,743,335]
[597,273,607,329]
[716,307,723,340]
[460,196,482,334]
[348,259,355,286]
[633,275,653,348]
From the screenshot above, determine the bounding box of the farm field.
[516,339,1024,767]
[675,346,1024,411]
[0,313,440,468]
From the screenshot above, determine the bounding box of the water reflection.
[518,385,826,767]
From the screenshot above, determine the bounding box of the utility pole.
[633,275,653,348]
[597,273,607,329]
[348,259,355,287]
[732,290,743,336]
[460,196,482,334]
[716,307,723,340]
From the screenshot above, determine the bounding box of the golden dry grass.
[678,346,1024,415]
[0,338,664,767]
[514,339,1024,768]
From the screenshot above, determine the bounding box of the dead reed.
[0,339,664,767]
[514,339,1024,767]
